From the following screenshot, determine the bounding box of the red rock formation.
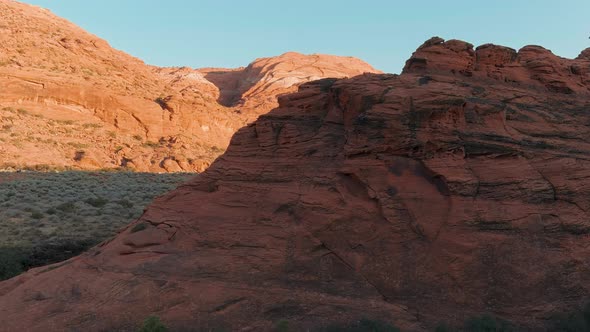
[1,37,590,331]
[0,0,240,172]
[0,0,379,172]
[200,52,381,115]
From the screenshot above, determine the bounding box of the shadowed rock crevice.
[203,69,251,107]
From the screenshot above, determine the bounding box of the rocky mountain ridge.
[1,36,590,330]
[0,0,379,172]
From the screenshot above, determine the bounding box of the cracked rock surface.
[2,38,590,331]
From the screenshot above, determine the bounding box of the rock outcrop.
[200,52,381,113]
[0,0,378,172]
[1,37,590,331]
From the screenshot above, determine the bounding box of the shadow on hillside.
[0,239,97,280]
[203,69,249,107]
[203,62,271,107]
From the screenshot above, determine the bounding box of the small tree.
[139,316,167,332]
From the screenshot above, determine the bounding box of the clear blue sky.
[22,0,590,73]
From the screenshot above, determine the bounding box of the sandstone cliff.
[1,37,590,330]
[200,52,381,113]
[0,0,378,172]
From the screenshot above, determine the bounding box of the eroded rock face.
[0,0,240,171]
[404,36,590,94]
[0,0,379,172]
[199,52,381,113]
[2,38,590,331]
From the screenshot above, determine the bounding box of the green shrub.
[31,211,44,219]
[116,199,134,208]
[84,197,109,208]
[56,201,77,213]
[275,320,289,332]
[139,316,167,332]
[464,314,513,332]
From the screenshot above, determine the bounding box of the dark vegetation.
[140,316,168,332]
[267,308,590,332]
[316,318,400,332]
[0,239,95,280]
[135,309,590,331]
[433,308,590,331]
[0,171,193,280]
[549,302,590,332]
